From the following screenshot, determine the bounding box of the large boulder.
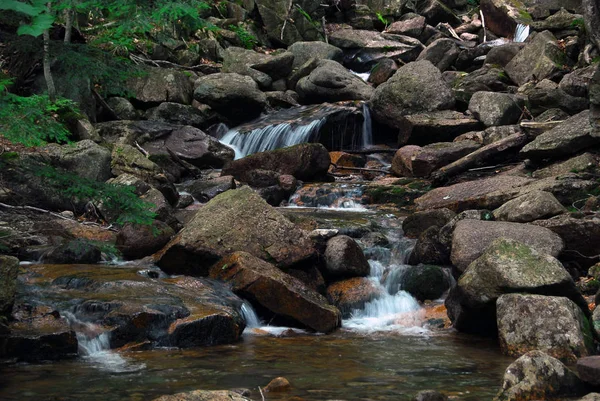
[468,92,524,127]
[210,251,341,333]
[401,265,449,302]
[494,350,586,401]
[520,110,600,161]
[255,0,323,46]
[124,67,193,105]
[116,221,175,260]
[446,238,583,335]
[43,140,112,182]
[493,190,566,223]
[452,65,512,104]
[497,294,594,363]
[296,60,374,103]
[288,41,344,68]
[222,47,295,88]
[145,102,217,129]
[391,141,481,177]
[416,38,460,72]
[326,277,383,318]
[402,208,456,239]
[398,111,483,145]
[193,73,267,124]
[43,239,102,264]
[450,220,564,272]
[222,143,330,182]
[370,60,455,130]
[323,235,370,280]
[156,187,315,276]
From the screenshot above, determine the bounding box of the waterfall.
[241,301,262,329]
[362,103,372,149]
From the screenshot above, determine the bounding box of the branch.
[330,163,389,174]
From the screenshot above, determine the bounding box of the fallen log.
[330,163,390,174]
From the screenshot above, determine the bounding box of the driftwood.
[330,163,389,174]
[92,88,119,120]
[520,120,563,137]
[431,133,528,185]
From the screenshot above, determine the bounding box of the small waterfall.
[241,301,262,329]
[362,103,372,149]
[514,23,530,43]
[287,183,368,211]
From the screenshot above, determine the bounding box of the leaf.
[0,0,41,16]
[17,13,55,36]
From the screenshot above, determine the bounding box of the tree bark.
[64,8,73,44]
[43,27,57,101]
[583,0,600,52]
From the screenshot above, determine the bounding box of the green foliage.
[228,24,258,49]
[34,165,157,226]
[375,12,388,27]
[571,18,585,29]
[466,0,479,6]
[0,0,54,37]
[0,92,78,147]
[296,5,314,24]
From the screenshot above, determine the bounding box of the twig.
[281,2,294,41]
[134,141,150,158]
[258,386,265,401]
[480,9,487,43]
[166,147,201,178]
[322,16,328,44]
[92,88,119,120]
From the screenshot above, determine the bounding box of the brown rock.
[577,357,600,387]
[264,377,291,392]
[326,277,383,317]
[152,390,251,401]
[116,221,175,260]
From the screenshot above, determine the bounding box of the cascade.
[241,301,262,329]
[287,183,368,211]
[362,103,372,149]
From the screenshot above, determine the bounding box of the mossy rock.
[401,265,449,302]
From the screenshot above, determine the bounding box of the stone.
[296,60,374,104]
[522,78,589,116]
[505,30,570,86]
[0,255,19,318]
[392,141,481,177]
[400,111,483,145]
[193,73,267,124]
[402,265,449,302]
[577,394,600,401]
[210,252,341,333]
[182,176,236,203]
[43,140,112,182]
[418,0,460,26]
[288,41,343,68]
[452,65,512,104]
[484,43,524,67]
[559,65,596,98]
[450,220,564,272]
[145,102,217,129]
[255,0,322,46]
[577,357,600,387]
[326,277,383,318]
[43,239,102,264]
[368,58,398,87]
[412,390,448,401]
[385,16,427,38]
[408,226,450,266]
[116,221,175,260]
[446,237,583,335]
[106,97,138,120]
[152,390,251,401]
[402,208,456,239]
[520,110,599,161]
[156,187,315,276]
[265,91,300,108]
[124,67,193,105]
[264,377,291,392]
[468,92,524,127]
[223,47,294,83]
[497,294,593,363]
[494,350,585,401]
[324,235,370,280]
[416,38,460,72]
[493,190,567,223]
[222,143,330,182]
[533,153,598,179]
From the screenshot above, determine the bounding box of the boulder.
[368,58,398,87]
[532,153,598,179]
[43,140,112,182]
[505,30,570,86]
[221,143,330,182]
[264,377,291,392]
[497,294,594,362]
[124,67,193,105]
[392,141,481,177]
[385,16,427,38]
[577,394,600,401]
[324,235,370,280]
[156,187,315,276]
[402,208,456,239]
[402,265,449,302]
[152,390,251,401]
[408,226,450,266]
[43,239,102,264]
[493,190,567,223]
[0,256,19,318]
[468,92,524,127]
[255,0,323,46]
[106,97,138,120]
[520,110,600,161]
[116,221,175,260]
[446,238,582,335]
[452,65,512,104]
[412,390,448,401]
[399,111,483,145]
[418,0,460,25]
[222,47,295,87]
[485,43,524,67]
[494,350,586,401]
[521,78,589,116]
[288,41,343,68]
[559,65,596,98]
[210,252,341,333]
[577,357,600,387]
[416,38,460,72]
[296,60,374,103]
[145,102,217,129]
[450,220,564,272]
[193,73,267,124]
[181,176,236,203]
[326,277,383,317]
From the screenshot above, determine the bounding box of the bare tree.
[583,0,600,52]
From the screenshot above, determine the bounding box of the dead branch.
[330,163,389,174]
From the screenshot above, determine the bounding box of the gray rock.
[145,102,217,129]
[497,294,593,363]
[484,42,524,67]
[402,265,449,302]
[222,47,295,86]
[577,394,600,401]
[418,0,460,26]
[43,239,102,264]
[181,176,235,203]
[124,67,193,105]
[412,390,448,401]
[368,58,398,87]
[402,208,456,239]
[0,256,19,319]
[468,91,524,127]
[43,140,112,182]
[399,111,483,145]
[559,65,596,98]
[577,357,600,387]
[116,221,175,260]
[392,141,481,177]
[152,390,251,401]
[450,220,564,272]
[522,78,589,116]
[416,38,460,72]
[385,16,427,38]
[106,97,138,120]
[288,41,343,68]
[452,65,512,104]
[408,226,450,265]
[493,190,567,223]
[324,235,370,280]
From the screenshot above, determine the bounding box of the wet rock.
[392,141,481,177]
[412,390,448,401]
[329,152,366,174]
[152,390,252,401]
[116,221,175,260]
[497,294,593,363]
[493,190,567,223]
[43,140,112,182]
[577,357,600,387]
[417,38,460,72]
[468,92,524,127]
[288,41,343,69]
[264,377,291,392]
[124,66,193,105]
[156,187,315,276]
[44,239,102,264]
[408,227,450,266]
[286,265,326,294]
[145,102,217,129]
[521,110,599,161]
[402,208,456,239]
[402,265,449,302]
[296,60,374,104]
[505,30,570,86]
[193,73,267,124]
[0,256,19,318]
[182,176,236,202]
[494,350,586,401]
[446,238,583,335]
[326,277,383,317]
[324,235,370,280]
[222,143,330,182]
[210,252,341,333]
[451,220,564,272]
[371,60,455,130]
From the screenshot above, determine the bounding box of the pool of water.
[0,330,511,401]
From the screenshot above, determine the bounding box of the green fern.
[228,24,258,49]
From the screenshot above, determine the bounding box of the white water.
[241,301,262,329]
[287,183,369,211]
[240,301,310,336]
[351,70,371,82]
[514,23,530,43]
[362,103,372,149]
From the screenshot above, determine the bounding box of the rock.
[296,60,374,103]
[412,390,448,401]
[392,141,481,177]
[145,102,217,129]
[452,65,512,104]
[288,41,343,68]
[493,190,567,223]
[417,38,460,72]
[532,153,598,179]
[222,143,330,182]
[497,294,593,362]
[559,65,596,98]
[124,67,193,105]
[418,0,460,26]
[408,226,450,265]
[222,47,295,87]
[391,145,421,176]
[116,221,175,260]
[494,350,586,401]
[446,237,583,335]
[0,256,19,318]
[450,220,564,272]
[43,239,102,264]
[193,73,267,124]
[505,30,570,86]
[521,78,589,116]
[255,0,322,46]
[156,187,315,276]
[106,97,138,120]
[43,140,112,182]
[182,176,236,202]
[324,235,370,280]
[385,16,427,38]
[402,208,456,239]
[402,265,449,302]
[210,252,341,333]
[485,43,524,67]
[468,92,524,127]
[577,357,600,387]
[264,377,291,392]
[520,110,599,161]
[265,91,300,108]
[577,394,600,401]
[326,277,383,318]
[152,390,251,401]
[399,111,483,145]
[368,58,398,87]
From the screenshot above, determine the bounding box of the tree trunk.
[43,2,57,101]
[583,0,600,52]
[64,8,73,44]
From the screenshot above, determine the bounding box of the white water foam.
[240,301,311,336]
[362,103,372,149]
[351,70,371,82]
